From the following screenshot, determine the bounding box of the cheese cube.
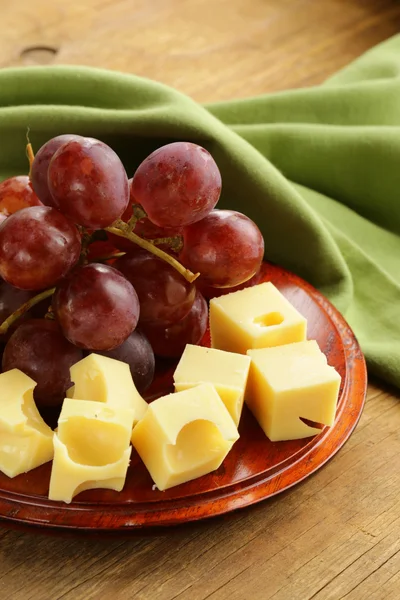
[210,282,307,354]
[0,370,54,478]
[246,341,341,441]
[48,399,134,503]
[131,384,239,491]
[69,354,148,425]
[173,344,251,425]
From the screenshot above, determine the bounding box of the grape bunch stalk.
[0,136,264,408]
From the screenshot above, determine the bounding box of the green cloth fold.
[0,36,399,387]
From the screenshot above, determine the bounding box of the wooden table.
[1,1,400,598]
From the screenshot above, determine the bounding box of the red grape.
[0,280,35,339]
[0,206,81,290]
[197,268,262,299]
[131,142,221,228]
[108,179,182,253]
[96,330,155,393]
[53,263,140,350]
[2,319,83,408]
[180,210,264,288]
[115,249,195,326]
[30,134,84,206]
[48,137,129,229]
[0,175,42,216]
[0,280,37,342]
[0,280,34,324]
[0,279,54,333]
[141,290,208,358]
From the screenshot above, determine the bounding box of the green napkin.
[0,35,399,388]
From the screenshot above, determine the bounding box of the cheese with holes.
[48,399,134,503]
[210,282,307,354]
[173,344,251,425]
[246,341,341,441]
[68,353,148,425]
[0,370,54,478]
[131,384,239,491]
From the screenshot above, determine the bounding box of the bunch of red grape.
[0,136,264,408]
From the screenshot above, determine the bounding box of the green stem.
[0,287,55,336]
[126,204,147,233]
[26,142,35,178]
[106,221,199,283]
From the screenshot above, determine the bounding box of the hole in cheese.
[60,418,128,467]
[165,419,224,472]
[21,391,53,436]
[70,367,105,403]
[253,312,284,327]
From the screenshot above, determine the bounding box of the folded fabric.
[0,35,399,387]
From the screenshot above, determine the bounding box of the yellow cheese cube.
[0,370,53,478]
[69,354,148,425]
[173,344,251,425]
[131,384,239,491]
[246,341,341,441]
[48,399,134,503]
[210,282,307,354]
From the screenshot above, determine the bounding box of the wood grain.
[3,0,400,101]
[0,0,399,598]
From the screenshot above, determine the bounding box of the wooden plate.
[0,262,367,532]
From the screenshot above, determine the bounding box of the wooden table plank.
[3,0,400,100]
[0,1,399,599]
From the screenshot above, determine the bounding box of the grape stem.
[0,287,55,336]
[149,235,183,253]
[26,142,35,177]
[106,220,200,283]
[127,204,147,233]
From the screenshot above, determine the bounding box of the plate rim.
[0,263,368,532]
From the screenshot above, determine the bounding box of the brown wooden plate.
[0,262,367,532]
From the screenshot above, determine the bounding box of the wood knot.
[20,45,58,65]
